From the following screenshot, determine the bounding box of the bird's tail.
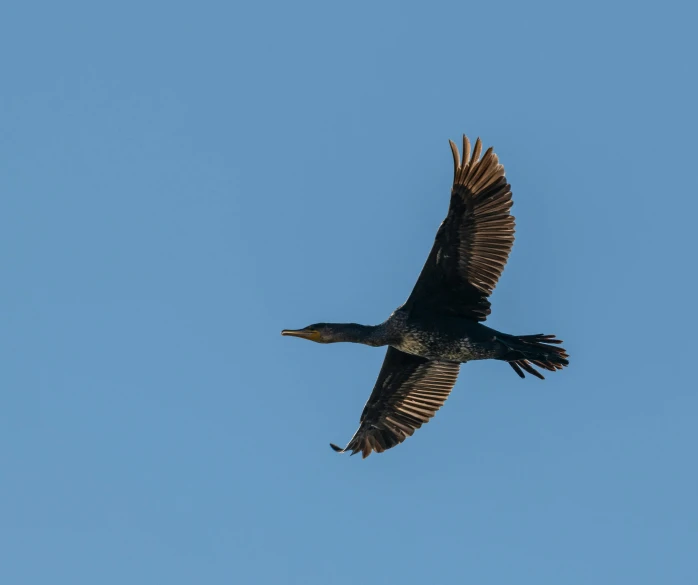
[498,333,569,380]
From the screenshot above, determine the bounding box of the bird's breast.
[394,329,476,362]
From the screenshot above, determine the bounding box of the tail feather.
[501,333,569,380]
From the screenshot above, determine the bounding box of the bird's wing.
[404,135,515,321]
[330,347,460,458]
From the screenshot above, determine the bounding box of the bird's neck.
[331,323,387,347]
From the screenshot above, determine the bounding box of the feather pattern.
[404,135,515,321]
[330,347,460,458]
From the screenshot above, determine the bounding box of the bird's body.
[349,310,506,362]
[283,134,569,458]
[390,310,505,362]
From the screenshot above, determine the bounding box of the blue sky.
[2,1,697,583]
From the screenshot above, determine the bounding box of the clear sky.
[2,1,697,583]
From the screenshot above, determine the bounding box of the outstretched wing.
[404,135,515,321]
[330,347,460,458]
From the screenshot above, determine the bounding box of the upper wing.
[403,135,515,321]
[330,347,460,458]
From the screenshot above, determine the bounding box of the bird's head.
[281,323,339,344]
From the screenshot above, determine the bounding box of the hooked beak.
[281,328,321,342]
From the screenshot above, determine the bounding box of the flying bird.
[282,134,568,458]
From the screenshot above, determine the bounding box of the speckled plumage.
[385,309,501,362]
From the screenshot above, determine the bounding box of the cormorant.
[282,134,568,458]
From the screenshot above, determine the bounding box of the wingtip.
[449,139,460,181]
[472,136,483,162]
[329,443,345,453]
[462,134,471,166]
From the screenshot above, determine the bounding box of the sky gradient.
[2,1,697,583]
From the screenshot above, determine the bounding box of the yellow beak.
[281,329,321,342]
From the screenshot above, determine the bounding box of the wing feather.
[330,347,460,458]
[404,135,516,321]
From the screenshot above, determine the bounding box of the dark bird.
[282,134,568,458]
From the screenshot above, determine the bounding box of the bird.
[282,134,568,458]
